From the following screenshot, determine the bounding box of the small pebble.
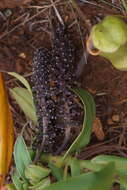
[112,115,120,122]
[19,52,26,59]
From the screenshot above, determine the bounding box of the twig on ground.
[0,0,61,40]
[50,0,64,25]
[78,144,127,159]
[96,0,123,11]
[78,0,103,8]
[29,19,49,32]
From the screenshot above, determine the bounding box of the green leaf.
[43,162,115,190]
[88,155,127,189]
[91,154,127,190]
[29,178,51,190]
[12,172,24,190]
[63,88,96,159]
[112,166,127,190]
[120,186,127,190]
[48,163,63,181]
[6,184,17,190]
[79,160,102,171]
[92,155,127,173]
[7,72,32,95]
[22,183,29,190]
[70,158,81,177]
[119,174,127,190]
[41,154,102,172]
[10,87,37,124]
[14,136,32,180]
[25,164,51,185]
[28,149,36,161]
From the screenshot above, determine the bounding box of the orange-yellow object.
[0,73,14,187]
[86,35,101,56]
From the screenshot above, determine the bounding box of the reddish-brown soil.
[2,1,127,190]
[1,0,127,176]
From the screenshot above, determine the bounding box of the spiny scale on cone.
[32,24,82,153]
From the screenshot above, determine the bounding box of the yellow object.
[0,73,14,187]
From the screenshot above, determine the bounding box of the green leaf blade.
[43,162,115,190]
[64,88,96,159]
[14,136,32,180]
[10,87,37,124]
[48,163,63,181]
[70,158,81,177]
[8,72,32,95]
[92,155,127,172]
[12,173,24,190]
[30,178,51,190]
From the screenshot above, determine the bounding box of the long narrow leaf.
[7,72,32,95]
[64,88,96,159]
[10,87,37,124]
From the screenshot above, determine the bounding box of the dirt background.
[1,0,127,177]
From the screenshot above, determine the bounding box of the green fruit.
[91,16,127,53]
[101,43,127,70]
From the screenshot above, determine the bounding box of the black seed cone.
[32,24,82,153]
[32,48,57,152]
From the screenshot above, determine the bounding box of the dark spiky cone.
[51,24,83,153]
[32,48,57,152]
[32,24,82,154]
